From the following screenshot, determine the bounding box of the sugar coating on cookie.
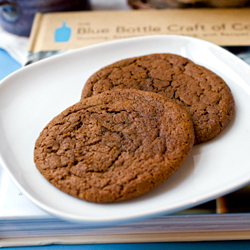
[81,54,235,144]
[34,89,194,203]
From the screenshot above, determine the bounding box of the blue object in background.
[0,49,21,80]
[0,1,21,23]
[54,21,71,42]
[3,242,250,250]
[0,0,90,36]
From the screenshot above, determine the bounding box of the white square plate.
[0,35,249,224]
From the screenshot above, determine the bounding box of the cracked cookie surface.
[81,54,235,144]
[34,89,194,203]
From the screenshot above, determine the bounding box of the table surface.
[1,49,250,250]
[2,242,250,250]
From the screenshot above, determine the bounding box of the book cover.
[26,8,250,63]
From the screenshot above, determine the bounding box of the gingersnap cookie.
[81,53,235,144]
[34,89,194,203]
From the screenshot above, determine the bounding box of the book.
[1,8,250,247]
[26,8,250,64]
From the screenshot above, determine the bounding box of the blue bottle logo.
[54,21,71,42]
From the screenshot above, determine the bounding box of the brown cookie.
[34,89,194,203]
[81,53,235,144]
